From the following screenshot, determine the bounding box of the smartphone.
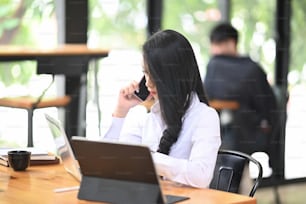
[134,76,150,101]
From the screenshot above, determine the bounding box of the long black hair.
[142,29,208,155]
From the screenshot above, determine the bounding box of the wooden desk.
[0,44,108,59]
[0,45,109,137]
[0,164,256,204]
[209,99,240,111]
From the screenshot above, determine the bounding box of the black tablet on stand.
[71,138,189,204]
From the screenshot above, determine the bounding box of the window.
[0,0,57,88]
[163,0,219,79]
[87,0,147,137]
[285,0,306,179]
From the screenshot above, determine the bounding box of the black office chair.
[209,149,263,197]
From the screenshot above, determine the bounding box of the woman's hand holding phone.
[112,79,146,118]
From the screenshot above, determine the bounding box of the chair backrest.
[209,149,263,197]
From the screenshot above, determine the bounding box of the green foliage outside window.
[231,0,276,81]
[232,0,306,86]
[162,0,221,76]
[88,0,146,49]
[0,0,55,87]
[0,0,305,87]
[289,0,306,86]
[162,0,218,75]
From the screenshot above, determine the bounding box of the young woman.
[103,29,221,188]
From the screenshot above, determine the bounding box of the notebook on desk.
[44,114,82,182]
[71,138,190,204]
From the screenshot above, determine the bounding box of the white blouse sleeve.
[102,117,125,141]
[102,105,148,144]
[119,105,148,144]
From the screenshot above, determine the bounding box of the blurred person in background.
[204,23,279,176]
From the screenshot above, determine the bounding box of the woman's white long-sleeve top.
[103,94,221,188]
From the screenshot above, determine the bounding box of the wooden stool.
[0,95,71,147]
